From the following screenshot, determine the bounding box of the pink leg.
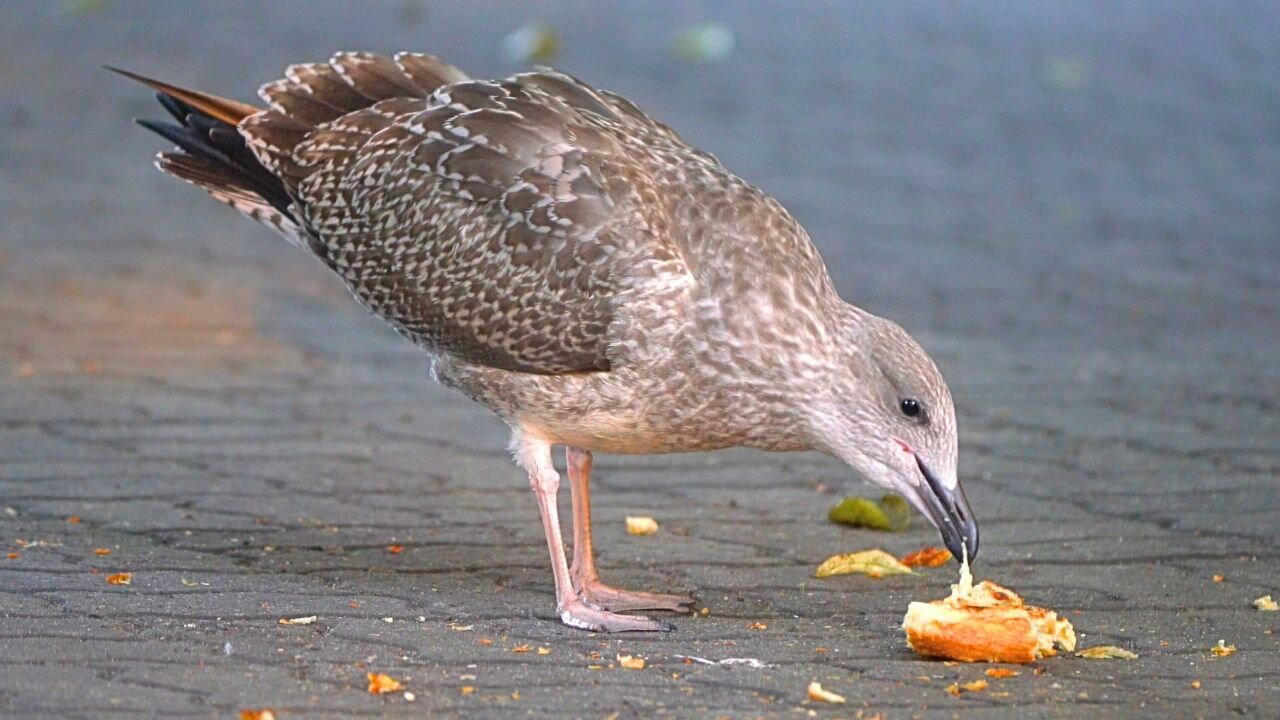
[515,434,668,632]
[567,446,696,613]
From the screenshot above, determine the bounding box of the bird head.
[806,310,978,563]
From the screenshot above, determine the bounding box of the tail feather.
[111,54,471,256]
[155,153,303,244]
[110,67,316,250]
[105,66,259,125]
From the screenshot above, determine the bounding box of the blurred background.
[1,2,1279,716]
[3,0,1277,364]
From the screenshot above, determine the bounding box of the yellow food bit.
[625,516,659,536]
[1254,595,1278,611]
[1076,645,1139,660]
[985,668,1020,678]
[806,681,845,704]
[962,679,989,692]
[617,654,645,670]
[239,710,276,720]
[366,673,403,694]
[105,572,131,586]
[1210,640,1236,657]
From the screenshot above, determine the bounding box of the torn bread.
[902,561,1075,663]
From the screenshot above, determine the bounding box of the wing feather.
[235,55,693,374]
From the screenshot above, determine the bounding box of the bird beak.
[910,455,979,562]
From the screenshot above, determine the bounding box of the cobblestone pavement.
[1,1,1278,718]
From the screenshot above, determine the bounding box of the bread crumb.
[985,668,1020,678]
[106,573,131,586]
[626,516,659,536]
[617,654,645,670]
[806,681,845,704]
[1076,645,1138,660]
[901,546,953,568]
[1210,640,1236,657]
[239,710,276,720]
[1254,595,1278,611]
[366,673,403,694]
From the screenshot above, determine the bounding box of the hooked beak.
[910,455,979,562]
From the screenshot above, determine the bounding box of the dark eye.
[900,397,922,418]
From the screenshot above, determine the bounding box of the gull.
[111,52,978,632]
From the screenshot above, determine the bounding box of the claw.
[558,600,672,633]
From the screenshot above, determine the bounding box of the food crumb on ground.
[901,546,953,568]
[366,673,403,695]
[626,516,660,536]
[1076,645,1139,660]
[806,681,845,704]
[617,654,645,670]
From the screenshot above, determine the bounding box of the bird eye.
[900,398,922,418]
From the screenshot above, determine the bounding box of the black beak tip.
[940,518,979,564]
[915,456,979,564]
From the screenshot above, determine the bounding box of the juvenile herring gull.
[112,52,978,632]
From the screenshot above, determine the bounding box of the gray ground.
[1,1,1278,718]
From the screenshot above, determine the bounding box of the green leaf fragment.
[828,494,911,531]
[878,494,911,529]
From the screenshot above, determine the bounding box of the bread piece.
[902,561,1075,663]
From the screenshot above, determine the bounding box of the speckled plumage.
[211,52,834,454]
[122,52,976,632]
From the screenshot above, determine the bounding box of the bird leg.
[514,433,668,632]
[566,446,696,613]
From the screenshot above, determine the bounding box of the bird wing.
[238,53,692,374]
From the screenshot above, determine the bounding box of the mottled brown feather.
[231,54,710,374]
